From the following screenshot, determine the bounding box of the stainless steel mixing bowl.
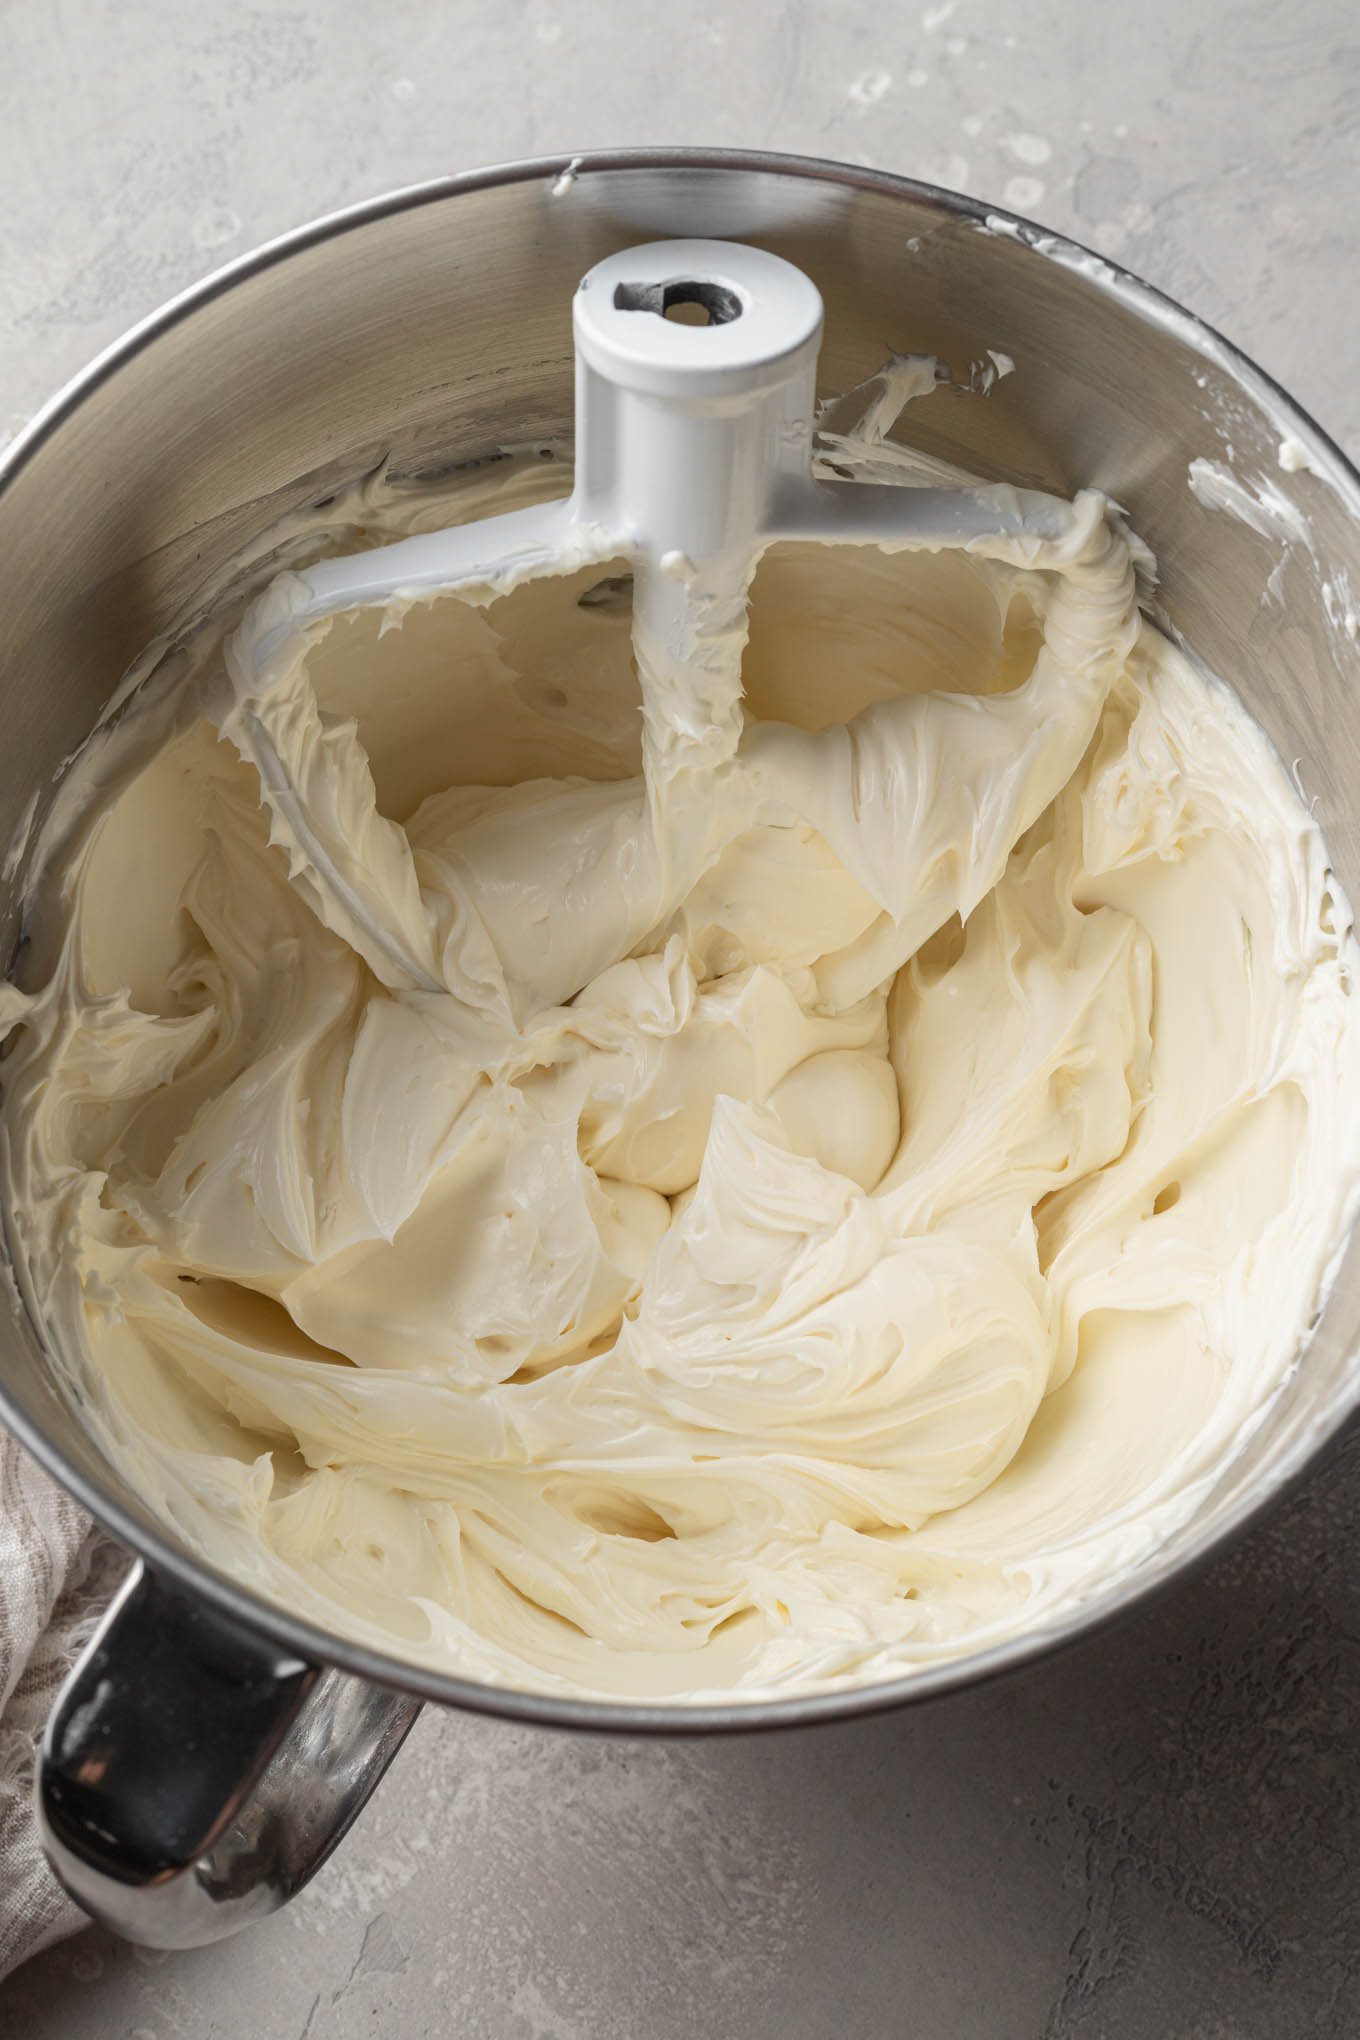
[3,148,1359,1950]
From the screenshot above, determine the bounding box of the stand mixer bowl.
[2,148,1358,1947]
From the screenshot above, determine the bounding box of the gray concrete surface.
[1,0,1359,2034]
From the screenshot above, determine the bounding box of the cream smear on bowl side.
[3,395,1359,1704]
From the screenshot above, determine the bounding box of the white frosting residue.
[1187,456,1313,547]
[1279,436,1317,475]
[550,157,583,199]
[1323,572,1360,644]
[3,443,1359,1704]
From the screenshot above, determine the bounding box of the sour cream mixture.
[3,418,1359,1701]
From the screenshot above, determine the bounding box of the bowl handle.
[37,1559,421,1947]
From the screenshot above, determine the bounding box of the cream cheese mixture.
[3,412,1359,1702]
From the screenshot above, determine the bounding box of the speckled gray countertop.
[2,3,1359,2035]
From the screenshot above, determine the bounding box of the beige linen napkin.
[0,1431,126,1980]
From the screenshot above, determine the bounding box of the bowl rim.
[3,143,1359,1735]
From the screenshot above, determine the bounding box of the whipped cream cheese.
[3,425,1359,1703]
